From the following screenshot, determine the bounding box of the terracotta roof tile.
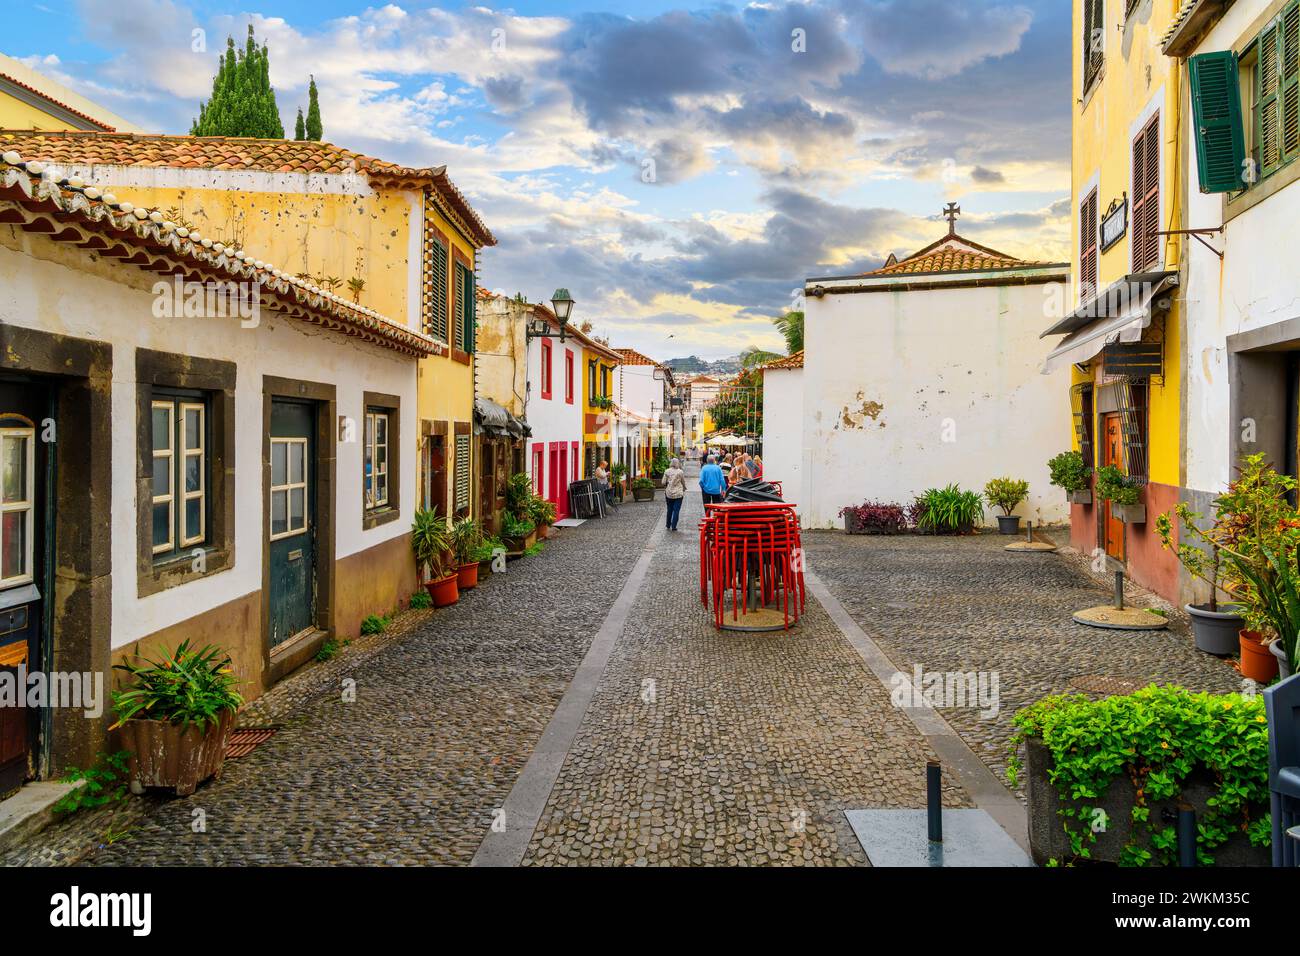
[614,347,660,367]
[761,350,804,370]
[864,233,1055,277]
[0,130,495,246]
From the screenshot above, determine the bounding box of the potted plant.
[912,485,983,535]
[111,640,244,796]
[631,476,655,502]
[474,536,506,572]
[984,477,1030,535]
[528,494,557,539]
[502,512,537,553]
[610,462,628,501]
[1095,464,1145,523]
[505,472,533,521]
[450,516,484,591]
[412,508,458,607]
[1156,503,1244,656]
[839,501,908,535]
[1048,450,1092,505]
[651,436,670,485]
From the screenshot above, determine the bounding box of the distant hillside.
[665,355,742,376]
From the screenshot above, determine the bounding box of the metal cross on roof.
[943,202,961,235]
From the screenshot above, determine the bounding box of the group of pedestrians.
[636,450,768,533]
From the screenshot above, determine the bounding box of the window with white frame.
[151,394,208,557]
[364,409,390,510]
[0,427,35,585]
[270,437,308,539]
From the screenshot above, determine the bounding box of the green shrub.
[1007,686,1271,866]
[54,751,130,815]
[505,472,533,517]
[110,640,244,733]
[314,638,341,662]
[913,485,983,534]
[472,536,506,563]
[360,614,387,635]
[1095,464,1140,506]
[502,512,536,539]
[450,517,484,566]
[984,477,1029,516]
[408,589,432,609]
[1047,450,1090,494]
[632,477,655,491]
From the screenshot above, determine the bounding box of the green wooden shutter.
[1190,51,1247,192]
[1260,21,1283,176]
[456,263,476,354]
[1282,2,1300,163]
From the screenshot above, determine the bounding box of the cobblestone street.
[3,472,1243,868]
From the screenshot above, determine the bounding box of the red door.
[1102,413,1125,563]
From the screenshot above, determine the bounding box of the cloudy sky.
[8,0,1071,359]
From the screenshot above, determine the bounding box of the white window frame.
[364,410,390,510]
[0,426,35,586]
[150,400,175,555]
[179,402,206,548]
[270,437,309,541]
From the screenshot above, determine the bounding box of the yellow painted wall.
[1072,0,1183,487]
[84,181,415,323]
[0,93,79,132]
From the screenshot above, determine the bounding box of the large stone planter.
[1025,739,1268,866]
[119,710,235,797]
[632,487,654,502]
[1114,502,1146,524]
[1069,490,1093,506]
[503,530,537,553]
[843,513,867,535]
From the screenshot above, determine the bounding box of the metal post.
[1113,569,1125,610]
[1178,806,1197,867]
[926,761,943,843]
[1026,521,1034,543]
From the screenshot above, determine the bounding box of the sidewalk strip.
[804,568,1030,854]
[471,520,667,867]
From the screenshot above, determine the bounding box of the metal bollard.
[1026,521,1034,543]
[927,761,943,843]
[1113,569,1125,610]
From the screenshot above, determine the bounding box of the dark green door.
[269,400,315,648]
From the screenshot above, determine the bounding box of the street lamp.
[551,288,575,341]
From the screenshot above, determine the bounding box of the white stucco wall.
[524,335,583,488]
[1182,1,1296,496]
[800,280,1071,529]
[761,367,804,507]
[0,234,417,650]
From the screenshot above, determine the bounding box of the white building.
[521,303,584,518]
[0,149,427,788]
[760,352,805,505]
[1166,0,1300,509]
[614,348,674,474]
[796,222,1071,529]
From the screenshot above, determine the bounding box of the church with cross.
[770,205,1073,528]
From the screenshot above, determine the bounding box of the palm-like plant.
[411,509,453,581]
[450,517,483,567]
[773,310,804,354]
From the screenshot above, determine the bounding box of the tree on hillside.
[192,26,285,138]
[305,76,323,141]
[773,310,803,354]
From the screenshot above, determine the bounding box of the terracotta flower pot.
[1240,630,1279,683]
[118,709,235,797]
[426,574,460,607]
[457,562,479,590]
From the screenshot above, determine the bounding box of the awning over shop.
[473,396,530,439]
[1039,271,1177,374]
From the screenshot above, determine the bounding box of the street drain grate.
[226,727,278,759]
[1067,675,1149,697]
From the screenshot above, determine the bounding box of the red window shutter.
[565,350,574,403]
[1132,115,1161,272]
[1080,189,1098,301]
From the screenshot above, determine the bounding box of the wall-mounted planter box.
[1069,490,1093,506]
[1114,503,1146,524]
[1024,739,1268,866]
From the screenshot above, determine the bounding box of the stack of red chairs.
[698,501,805,630]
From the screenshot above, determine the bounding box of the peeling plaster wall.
[0,227,418,650]
[800,281,1071,529]
[762,367,803,508]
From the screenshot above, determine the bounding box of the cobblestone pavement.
[522,486,970,867]
[2,496,661,867]
[802,531,1241,791]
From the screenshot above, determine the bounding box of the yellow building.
[582,338,622,477]
[0,52,143,132]
[1040,1,1186,602]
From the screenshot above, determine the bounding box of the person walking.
[699,454,726,506]
[663,457,687,530]
[751,456,763,480]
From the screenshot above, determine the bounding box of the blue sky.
[9,0,1071,359]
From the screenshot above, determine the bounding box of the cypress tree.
[295,108,305,141]
[191,25,285,138]
[305,75,323,141]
